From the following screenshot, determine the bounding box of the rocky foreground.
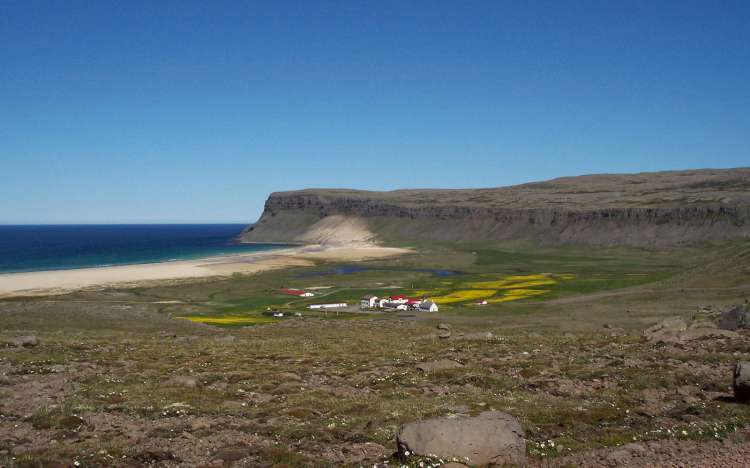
[3,304,750,466]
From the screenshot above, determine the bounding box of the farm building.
[388,295,409,304]
[280,288,314,297]
[406,298,422,308]
[308,303,348,309]
[419,301,439,312]
[361,295,378,309]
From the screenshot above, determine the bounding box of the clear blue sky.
[1,0,748,223]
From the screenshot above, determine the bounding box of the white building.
[301,292,315,297]
[388,295,409,304]
[361,295,378,309]
[308,303,348,309]
[419,300,439,312]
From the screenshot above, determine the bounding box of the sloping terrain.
[242,168,750,246]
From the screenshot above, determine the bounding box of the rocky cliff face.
[242,168,750,246]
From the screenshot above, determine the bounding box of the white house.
[361,294,378,309]
[308,303,348,309]
[301,292,315,297]
[419,300,439,312]
[394,304,409,311]
[377,298,389,308]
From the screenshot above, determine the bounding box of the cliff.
[241,168,750,247]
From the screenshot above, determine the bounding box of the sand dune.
[0,243,410,298]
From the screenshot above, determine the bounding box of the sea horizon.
[0,224,289,274]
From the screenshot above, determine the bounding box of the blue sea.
[0,224,289,273]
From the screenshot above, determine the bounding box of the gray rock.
[278,372,301,381]
[719,305,750,331]
[644,317,689,343]
[11,335,39,348]
[166,376,199,388]
[416,360,464,373]
[645,317,688,334]
[437,323,451,331]
[454,332,494,341]
[397,411,525,465]
[680,327,738,341]
[733,362,750,402]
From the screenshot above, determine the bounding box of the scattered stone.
[679,327,738,341]
[644,317,687,342]
[135,449,178,463]
[10,336,39,348]
[645,316,737,343]
[212,446,250,463]
[166,376,199,388]
[437,323,451,330]
[416,360,464,373]
[337,442,389,464]
[719,305,750,331]
[733,362,750,402]
[397,411,525,465]
[278,372,302,381]
[454,331,494,341]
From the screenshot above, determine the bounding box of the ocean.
[0,224,289,273]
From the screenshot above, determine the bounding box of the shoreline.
[0,243,410,298]
[0,242,296,275]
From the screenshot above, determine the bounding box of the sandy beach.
[0,243,410,298]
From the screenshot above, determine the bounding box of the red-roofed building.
[389,295,408,304]
[280,288,313,297]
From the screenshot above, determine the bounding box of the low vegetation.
[1,239,750,466]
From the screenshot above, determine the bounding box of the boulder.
[11,336,39,348]
[416,360,464,373]
[733,362,750,402]
[397,411,525,465]
[719,305,750,331]
[454,332,494,341]
[278,372,302,381]
[680,327,738,341]
[438,330,452,339]
[437,323,451,330]
[212,446,250,463]
[644,317,687,337]
[644,317,736,343]
[166,376,199,388]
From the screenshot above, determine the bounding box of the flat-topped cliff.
[242,168,750,246]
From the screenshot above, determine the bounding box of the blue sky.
[1,0,748,223]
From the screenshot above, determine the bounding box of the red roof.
[390,295,407,300]
[280,288,305,296]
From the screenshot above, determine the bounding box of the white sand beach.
[0,243,410,298]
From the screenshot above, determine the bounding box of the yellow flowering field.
[175,315,275,326]
[463,273,557,289]
[430,289,498,304]
[485,288,550,303]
